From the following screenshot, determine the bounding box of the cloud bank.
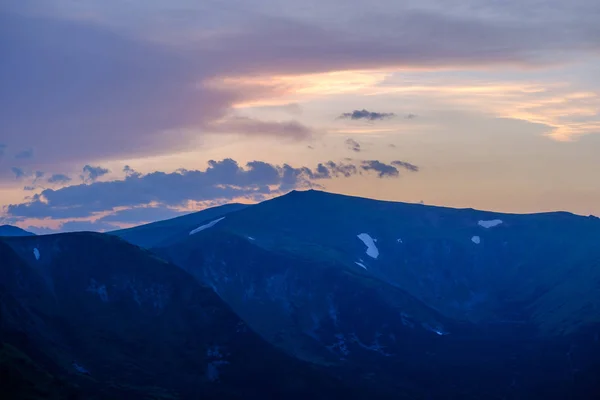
[5,158,413,221]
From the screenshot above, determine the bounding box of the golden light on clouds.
[212,67,599,142]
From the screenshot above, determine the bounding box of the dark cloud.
[338,109,396,121]
[23,186,36,191]
[82,165,110,182]
[11,167,26,179]
[405,113,417,119]
[361,160,399,178]
[15,148,33,159]
[123,165,142,178]
[391,160,419,172]
[345,138,361,152]
[6,158,402,220]
[47,173,72,184]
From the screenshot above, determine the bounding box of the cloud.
[338,109,396,121]
[15,148,33,159]
[97,206,186,224]
[123,165,142,178]
[6,158,403,220]
[11,167,26,179]
[0,144,6,157]
[361,160,400,177]
[345,138,361,152]
[82,165,109,182]
[27,220,119,235]
[391,160,419,172]
[23,186,36,191]
[47,173,72,184]
[3,1,599,171]
[405,113,417,119]
[208,117,313,140]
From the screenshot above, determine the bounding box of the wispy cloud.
[82,165,110,182]
[15,148,33,159]
[345,138,361,152]
[361,160,402,177]
[338,109,396,121]
[3,0,599,170]
[391,160,419,172]
[11,167,26,179]
[47,174,72,184]
[208,117,313,140]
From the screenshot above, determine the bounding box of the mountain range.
[2,190,600,399]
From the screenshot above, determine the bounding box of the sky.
[1,0,599,233]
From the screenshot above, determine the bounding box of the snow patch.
[72,362,90,375]
[471,236,481,244]
[86,279,108,302]
[422,322,450,336]
[33,248,40,260]
[190,217,225,235]
[206,346,229,382]
[357,233,379,259]
[355,261,367,270]
[478,219,503,228]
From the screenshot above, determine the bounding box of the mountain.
[149,189,600,398]
[0,225,35,237]
[0,232,378,399]
[110,203,248,248]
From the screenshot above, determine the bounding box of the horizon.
[4,188,597,236]
[1,0,599,233]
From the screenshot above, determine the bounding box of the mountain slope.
[0,225,35,237]
[150,189,600,398]
[109,203,247,248]
[176,189,600,335]
[0,233,379,399]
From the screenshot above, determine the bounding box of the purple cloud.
[2,1,599,174]
[209,117,313,140]
[339,110,396,121]
[345,138,362,152]
[15,148,33,159]
[392,160,419,172]
[82,165,110,182]
[361,160,400,177]
[5,158,409,220]
[47,173,72,184]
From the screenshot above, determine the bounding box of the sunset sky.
[1,0,599,233]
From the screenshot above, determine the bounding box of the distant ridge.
[0,225,35,237]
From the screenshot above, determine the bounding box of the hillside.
[109,203,248,248]
[0,232,378,399]
[150,189,600,398]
